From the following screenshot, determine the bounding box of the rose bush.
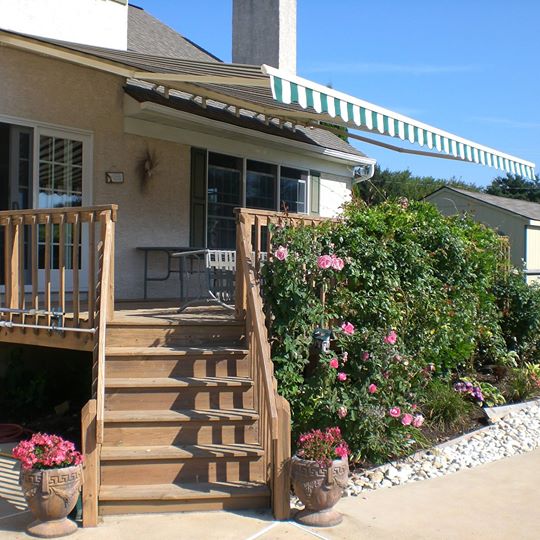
[262,199,518,462]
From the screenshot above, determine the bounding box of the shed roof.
[427,186,540,221]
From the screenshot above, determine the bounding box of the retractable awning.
[1,29,535,179]
[262,65,536,179]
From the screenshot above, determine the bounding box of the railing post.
[81,399,99,527]
[7,217,21,309]
[273,395,291,520]
[235,209,247,320]
[107,217,115,322]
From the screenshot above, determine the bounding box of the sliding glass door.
[0,119,92,293]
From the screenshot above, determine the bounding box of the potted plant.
[12,433,84,538]
[291,426,350,527]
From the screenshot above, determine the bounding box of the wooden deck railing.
[0,205,116,337]
[0,205,117,527]
[235,208,329,520]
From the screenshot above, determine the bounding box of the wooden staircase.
[97,314,271,515]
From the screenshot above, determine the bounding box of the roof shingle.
[128,5,220,62]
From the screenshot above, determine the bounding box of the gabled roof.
[127,5,220,62]
[426,186,540,221]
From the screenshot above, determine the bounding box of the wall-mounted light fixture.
[105,172,124,184]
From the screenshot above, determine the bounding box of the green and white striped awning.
[263,65,536,179]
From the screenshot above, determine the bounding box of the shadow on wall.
[0,344,92,446]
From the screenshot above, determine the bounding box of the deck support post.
[81,399,99,527]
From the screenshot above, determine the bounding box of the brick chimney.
[232,0,297,74]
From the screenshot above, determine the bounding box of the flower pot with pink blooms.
[291,427,350,527]
[12,433,84,538]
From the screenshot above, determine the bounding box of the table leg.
[143,250,148,300]
[179,256,184,300]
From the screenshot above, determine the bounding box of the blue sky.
[133,0,539,187]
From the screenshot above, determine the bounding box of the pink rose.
[337,372,347,382]
[274,245,288,261]
[368,383,377,394]
[341,322,355,335]
[412,414,425,428]
[362,351,370,361]
[338,406,348,419]
[384,330,397,345]
[329,358,339,369]
[317,255,333,269]
[401,413,413,426]
[389,407,401,418]
[411,404,417,410]
[331,255,345,271]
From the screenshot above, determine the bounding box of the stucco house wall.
[0,46,356,299]
[0,46,191,299]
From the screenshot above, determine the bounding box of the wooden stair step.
[104,408,258,423]
[108,318,243,327]
[101,443,264,460]
[105,376,252,389]
[99,481,269,501]
[99,481,270,514]
[106,346,248,356]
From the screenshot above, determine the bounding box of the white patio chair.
[173,249,236,312]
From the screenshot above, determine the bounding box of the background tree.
[484,173,540,202]
[355,165,479,205]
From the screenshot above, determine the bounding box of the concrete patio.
[2,443,539,540]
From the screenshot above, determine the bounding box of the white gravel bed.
[346,400,540,496]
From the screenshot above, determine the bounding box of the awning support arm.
[312,122,466,163]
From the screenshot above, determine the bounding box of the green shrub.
[262,200,506,461]
[421,379,474,431]
[493,271,540,364]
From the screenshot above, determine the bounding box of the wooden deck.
[112,301,237,325]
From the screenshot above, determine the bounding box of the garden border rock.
[346,398,540,496]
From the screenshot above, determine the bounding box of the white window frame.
[0,114,94,208]
[0,115,93,293]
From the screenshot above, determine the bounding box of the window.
[280,167,307,213]
[246,160,277,210]
[200,152,311,249]
[38,135,83,209]
[207,153,242,249]
[38,134,84,269]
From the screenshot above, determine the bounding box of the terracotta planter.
[20,465,82,538]
[291,455,349,527]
